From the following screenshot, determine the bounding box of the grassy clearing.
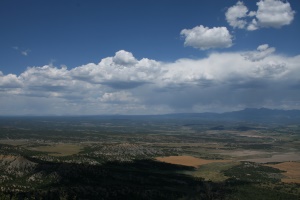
[186,161,238,182]
[28,143,83,156]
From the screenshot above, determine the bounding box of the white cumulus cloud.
[255,0,295,28]
[70,50,161,89]
[180,25,233,50]
[225,1,249,29]
[112,50,138,66]
[1,48,300,115]
[0,72,22,88]
[226,0,295,30]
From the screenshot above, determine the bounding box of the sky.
[0,0,300,115]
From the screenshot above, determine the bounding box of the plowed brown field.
[266,162,300,183]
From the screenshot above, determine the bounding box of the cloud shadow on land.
[7,157,230,200]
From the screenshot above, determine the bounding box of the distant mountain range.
[88,108,300,124]
[1,108,300,124]
[160,108,300,123]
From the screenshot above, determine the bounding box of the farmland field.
[266,162,300,183]
[27,143,83,156]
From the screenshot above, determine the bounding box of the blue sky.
[0,0,300,115]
